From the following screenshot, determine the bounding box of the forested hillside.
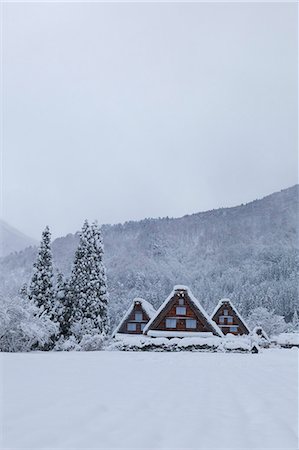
[1,185,298,328]
[0,220,37,257]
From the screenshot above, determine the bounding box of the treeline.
[0,221,109,352]
[0,186,297,331]
[0,220,298,352]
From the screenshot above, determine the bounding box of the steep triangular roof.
[143,285,223,337]
[112,298,156,336]
[251,326,270,342]
[211,298,250,334]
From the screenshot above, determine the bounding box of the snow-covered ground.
[1,349,298,449]
[272,332,299,347]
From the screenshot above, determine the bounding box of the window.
[141,323,146,331]
[219,316,225,324]
[127,323,137,331]
[227,316,233,324]
[223,309,229,316]
[230,326,238,333]
[166,318,177,328]
[176,306,186,315]
[186,319,197,329]
[135,312,143,322]
[178,298,184,306]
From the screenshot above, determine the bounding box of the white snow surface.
[1,349,298,449]
[273,332,299,346]
[112,333,257,352]
[112,333,223,348]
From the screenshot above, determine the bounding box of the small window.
[127,323,137,331]
[166,318,177,328]
[230,326,238,332]
[176,306,186,315]
[140,323,146,331]
[135,312,143,322]
[178,298,184,306]
[227,316,233,324]
[219,316,225,324]
[186,319,197,329]
[223,309,229,316]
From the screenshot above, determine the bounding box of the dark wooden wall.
[118,302,151,334]
[149,291,217,334]
[212,302,249,335]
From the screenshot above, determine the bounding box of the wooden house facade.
[143,286,223,337]
[211,299,250,336]
[113,298,156,336]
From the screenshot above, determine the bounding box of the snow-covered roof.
[272,332,299,346]
[251,326,270,341]
[173,285,189,291]
[143,286,223,337]
[134,298,156,319]
[112,298,156,337]
[211,298,251,333]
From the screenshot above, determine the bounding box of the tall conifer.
[28,226,55,317]
[68,220,109,342]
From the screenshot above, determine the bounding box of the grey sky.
[2,2,298,239]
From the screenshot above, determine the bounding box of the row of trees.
[246,307,297,337]
[0,217,297,352]
[0,221,109,352]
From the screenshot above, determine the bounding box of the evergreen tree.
[27,226,58,349]
[292,309,299,331]
[19,283,28,301]
[28,226,55,317]
[54,271,67,337]
[67,220,109,345]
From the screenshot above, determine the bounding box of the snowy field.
[0,349,298,449]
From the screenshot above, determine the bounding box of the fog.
[1,2,297,238]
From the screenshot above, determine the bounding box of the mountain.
[0,220,37,258]
[0,185,298,327]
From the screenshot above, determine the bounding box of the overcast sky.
[1,2,298,239]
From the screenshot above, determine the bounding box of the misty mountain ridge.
[0,220,37,258]
[0,185,298,327]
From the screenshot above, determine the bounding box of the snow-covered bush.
[79,333,106,351]
[54,335,81,352]
[0,295,58,352]
[272,332,299,348]
[110,335,254,353]
[54,332,106,352]
[247,307,287,337]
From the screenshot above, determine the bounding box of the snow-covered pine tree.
[19,283,28,301]
[292,309,299,331]
[27,226,58,349]
[67,220,109,348]
[28,226,55,316]
[52,270,78,349]
[54,271,67,337]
